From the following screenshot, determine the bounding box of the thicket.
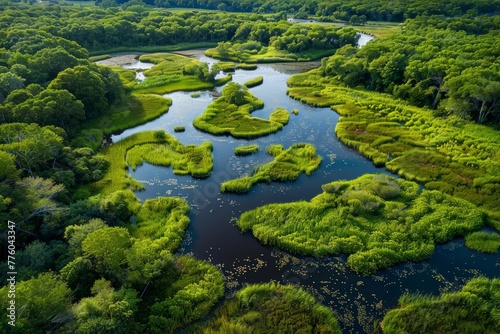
[193,82,287,138]
[206,24,358,62]
[238,174,485,274]
[222,143,321,193]
[97,0,498,23]
[190,282,341,334]
[317,15,500,124]
[382,277,500,333]
[287,71,500,229]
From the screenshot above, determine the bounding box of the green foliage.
[89,131,212,194]
[287,71,500,226]
[194,282,341,334]
[222,143,321,193]
[193,82,287,138]
[465,231,500,254]
[174,126,185,132]
[238,174,485,274]
[382,277,500,334]
[0,273,72,334]
[234,144,259,156]
[243,76,263,88]
[269,107,290,125]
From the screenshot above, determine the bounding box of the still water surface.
[111,40,499,333]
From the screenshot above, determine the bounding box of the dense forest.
[0,0,499,333]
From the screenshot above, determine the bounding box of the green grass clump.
[83,94,171,135]
[235,63,258,70]
[243,76,264,88]
[133,75,215,95]
[139,53,198,75]
[89,131,212,194]
[234,144,259,156]
[382,277,500,333]
[222,143,321,193]
[465,231,500,253]
[287,70,500,227]
[126,139,213,177]
[269,107,290,125]
[193,283,341,334]
[131,197,190,252]
[292,109,299,115]
[190,93,201,98]
[174,126,185,132]
[193,82,287,139]
[237,174,485,275]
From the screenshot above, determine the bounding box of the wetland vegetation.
[238,174,485,274]
[222,143,321,193]
[0,1,498,333]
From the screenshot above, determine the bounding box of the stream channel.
[105,35,499,333]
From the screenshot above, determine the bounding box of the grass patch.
[88,131,212,195]
[382,277,500,333]
[222,143,321,193]
[193,82,287,139]
[357,22,402,38]
[174,126,185,132]
[244,76,263,88]
[236,63,258,70]
[193,283,341,333]
[83,94,171,135]
[191,93,201,98]
[234,144,259,156]
[292,108,299,115]
[287,69,500,227]
[237,174,485,275]
[465,231,500,253]
[269,107,290,125]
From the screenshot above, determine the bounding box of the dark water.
[111,48,499,333]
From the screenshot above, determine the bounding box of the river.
[106,36,499,333]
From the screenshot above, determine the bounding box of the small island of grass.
[193,283,341,334]
[269,107,290,125]
[193,82,288,138]
[382,277,500,334]
[221,143,321,193]
[234,144,259,156]
[237,174,485,275]
[465,231,500,253]
[174,126,185,132]
[244,76,263,88]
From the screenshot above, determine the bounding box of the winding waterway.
[107,37,499,333]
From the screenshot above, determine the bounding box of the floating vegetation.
[292,108,299,115]
[221,143,321,193]
[234,144,259,156]
[174,126,185,132]
[190,92,201,98]
[237,174,485,275]
[243,76,264,88]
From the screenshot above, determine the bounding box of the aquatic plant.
[222,143,321,193]
[237,174,485,274]
[234,144,259,156]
